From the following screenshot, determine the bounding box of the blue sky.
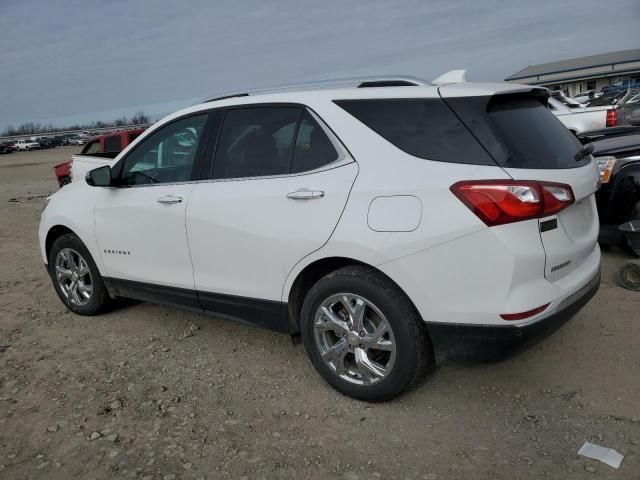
[1,0,639,131]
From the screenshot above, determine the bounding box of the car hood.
[592,134,640,157]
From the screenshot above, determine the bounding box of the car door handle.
[286,189,325,200]
[156,195,183,204]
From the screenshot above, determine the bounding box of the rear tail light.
[596,156,616,183]
[606,108,617,127]
[450,180,575,226]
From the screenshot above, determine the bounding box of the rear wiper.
[576,143,594,161]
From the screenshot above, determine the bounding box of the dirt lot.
[0,146,639,479]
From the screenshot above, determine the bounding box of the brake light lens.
[606,108,617,127]
[450,180,575,226]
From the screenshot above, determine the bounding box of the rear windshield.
[486,96,585,168]
[334,98,495,165]
[446,94,586,169]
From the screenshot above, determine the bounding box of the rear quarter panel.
[282,99,509,299]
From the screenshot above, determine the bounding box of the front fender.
[39,183,105,275]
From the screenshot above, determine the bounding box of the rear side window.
[212,107,301,179]
[445,94,585,169]
[334,99,494,165]
[291,111,339,173]
[485,96,584,169]
[104,135,122,152]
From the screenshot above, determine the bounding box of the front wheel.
[48,233,112,315]
[300,266,433,402]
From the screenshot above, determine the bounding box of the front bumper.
[426,270,601,362]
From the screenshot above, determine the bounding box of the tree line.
[1,111,150,137]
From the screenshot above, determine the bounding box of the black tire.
[59,176,71,188]
[48,233,112,315]
[300,265,433,402]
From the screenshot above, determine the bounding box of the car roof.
[157,79,546,128]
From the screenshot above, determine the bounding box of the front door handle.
[156,195,183,204]
[286,189,325,200]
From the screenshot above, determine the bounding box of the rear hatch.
[443,88,600,282]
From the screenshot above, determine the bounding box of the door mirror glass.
[86,165,112,187]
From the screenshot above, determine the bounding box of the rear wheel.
[300,265,433,402]
[48,233,111,315]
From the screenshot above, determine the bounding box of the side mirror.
[86,165,112,187]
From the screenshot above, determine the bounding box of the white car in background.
[67,136,87,146]
[15,139,40,150]
[573,90,602,104]
[39,75,601,401]
[548,97,616,133]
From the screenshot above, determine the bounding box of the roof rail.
[199,75,429,104]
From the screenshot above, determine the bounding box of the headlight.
[595,156,616,184]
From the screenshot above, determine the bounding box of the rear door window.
[334,98,494,165]
[212,107,301,179]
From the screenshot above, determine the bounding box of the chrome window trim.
[114,104,355,189]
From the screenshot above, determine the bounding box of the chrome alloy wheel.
[313,293,396,385]
[54,248,93,306]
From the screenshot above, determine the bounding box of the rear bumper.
[426,269,600,362]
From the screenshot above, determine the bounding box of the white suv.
[39,76,601,401]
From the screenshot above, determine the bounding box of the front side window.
[120,114,208,186]
[212,107,301,179]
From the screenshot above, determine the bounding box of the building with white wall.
[505,49,640,96]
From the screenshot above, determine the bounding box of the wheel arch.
[286,256,423,335]
[45,225,77,262]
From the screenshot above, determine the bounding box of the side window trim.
[111,111,213,187]
[202,103,352,181]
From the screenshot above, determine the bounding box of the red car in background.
[53,128,145,187]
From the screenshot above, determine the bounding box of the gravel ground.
[1,146,639,480]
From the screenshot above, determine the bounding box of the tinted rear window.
[334,99,494,165]
[486,96,583,169]
[445,94,586,169]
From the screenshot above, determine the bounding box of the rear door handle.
[156,195,183,204]
[286,189,325,200]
